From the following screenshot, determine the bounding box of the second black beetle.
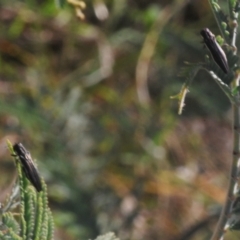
[13,143,42,192]
[200,28,229,74]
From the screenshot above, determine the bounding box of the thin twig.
[210,101,240,240]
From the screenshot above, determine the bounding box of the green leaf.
[5,141,54,240]
[2,213,20,235]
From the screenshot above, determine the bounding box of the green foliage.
[1,0,238,239]
[209,0,231,39]
[2,213,20,235]
[174,0,240,114]
[175,0,240,239]
[0,142,54,240]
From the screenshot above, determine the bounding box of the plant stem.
[210,98,240,240]
[210,1,240,238]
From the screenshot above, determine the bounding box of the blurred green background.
[0,0,238,239]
